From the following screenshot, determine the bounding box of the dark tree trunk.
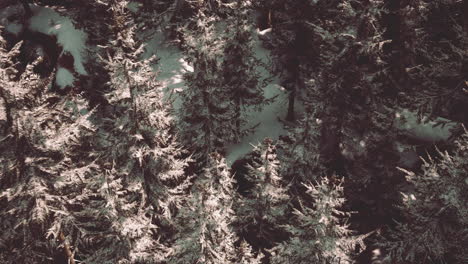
[283,53,299,122]
[20,0,32,17]
[463,0,468,34]
[286,88,295,122]
[234,96,241,140]
[383,0,413,95]
[383,0,402,73]
[54,231,75,264]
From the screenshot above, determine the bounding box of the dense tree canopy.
[0,0,466,263]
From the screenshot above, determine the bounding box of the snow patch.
[225,29,289,164]
[29,6,88,75]
[143,30,191,109]
[258,28,272,36]
[0,4,23,34]
[127,1,142,13]
[141,27,289,165]
[56,67,75,88]
[394,109,459,142]
[6,23,22,35]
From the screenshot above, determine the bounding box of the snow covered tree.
[236,138,290,254]
[0,33,80,263]
[270,177,360,264]
[178,10,237,164]
[58,1,191,262]
[169,153,261,264]
[377,131,468,263]
[221,0,265,141]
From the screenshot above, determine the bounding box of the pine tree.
[270,177,359,264]
[0,30,94,263]
[257,0,314,122]
[220,0,265,140]
[178,10,236,164]
[399,1,468,125]
[236,138,290,253]
[60,1,191,262]
[169,153,261,264]
[378,131,468,263]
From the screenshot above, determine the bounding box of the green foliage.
[379,131,468,263]
[169,154,261,264]
[178,10,237,163]
[236,139,290,251]
[270,177,360,264]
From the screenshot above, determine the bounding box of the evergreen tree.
[84,1,191,262]
[178,10,236,163]
[0,31,92,263]
[270,177,359,264]
[169,153,261,264]
[236,138,290,253]
[378,131,468,263]
[399,0,468,125]
[220,0,265,140]
[257,0,313,122]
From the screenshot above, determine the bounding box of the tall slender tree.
[178,10,236,164]
[169,153,261,264]
[0,32,90,263]
[220,0,265,140]
[236,139,290,255]
[63,1,191,262]
[270,177,360,264]
[378,131,468,263]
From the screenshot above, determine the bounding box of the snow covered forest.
[0,0,467,263]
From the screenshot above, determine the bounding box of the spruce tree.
[270,177,359,264]
[378,131,468,263]
[169,153,261,264]
[178,10,236,163]
[220,0,265,140]
[0,31,93,263]
[236,138,290,253]
[63,1,190,262]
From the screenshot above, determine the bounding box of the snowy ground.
[0,5,23,35]
[143,30,192,110]
[143,28,290,164]
[1,4,88,88]
[224,30,289,163]
[29,6,88,76]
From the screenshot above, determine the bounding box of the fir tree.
[0,32,81,263]
[399,1,468,125]
[236,138,290,253]
[270,177,360,264]
[378,131,468,263]
[62,1,190,262]
[220,0,265,140]
[178,10,236,164]
[169,153,261,264]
